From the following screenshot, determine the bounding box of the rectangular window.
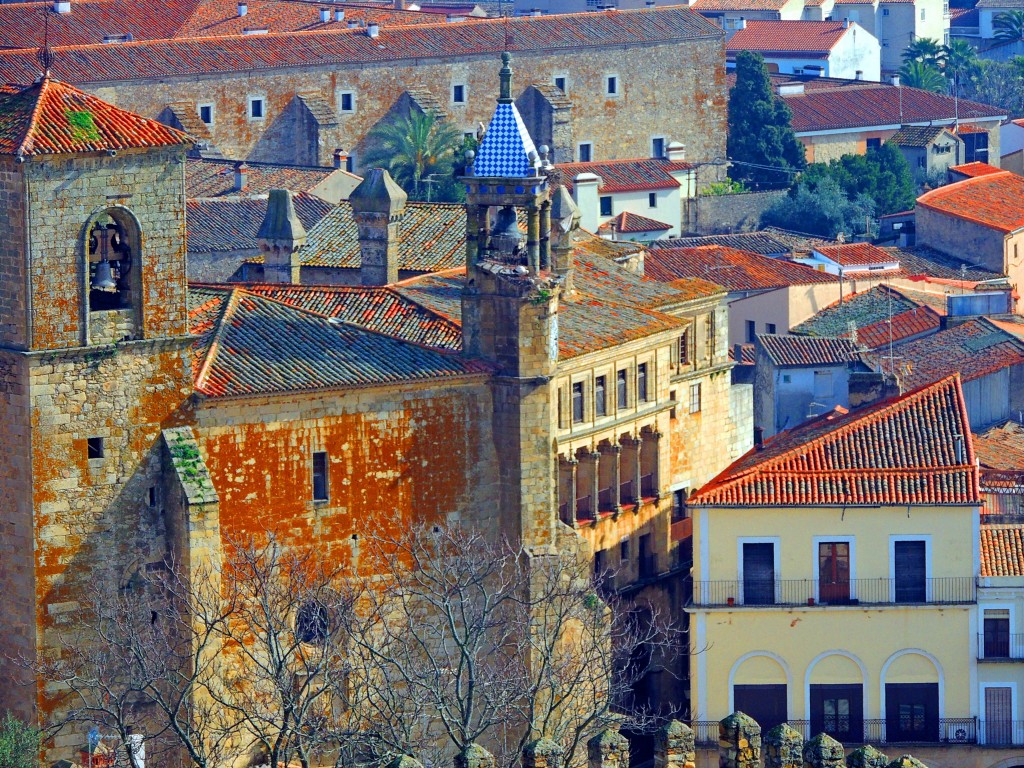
[639,533,655,579]
[866,137,882,151]
[248,96,264,119]
[312,451,329,502]
[345,154,355,173]
[814,370,834,399]
[554,75,567,92]
[652,137,665,158]
[594,548,609,584]
[920,7,925,19]
[452,83,466,104]
[811,684,863,743]
[766,323,777,334]
[882,7,889,14]
[620,538,629,561]
[679,330,690,364]
[340,91,355,112]
[894,540,927,603]
[648,192,658,208]
[733,685,787,734]
[148,486,157,508]
[595,376,607,417]
[964,132,990,163]
[637,363,649,403]
[985,687,1013,745]
[599,196,613,217]
[742,542,775,605]
[689,383,702,414]
[572,382,585,423]
[617,369,628,409]
[885,683,938,742]
[578,142,593,163]
[606,75,618,95]
[818,542,851,603]
[984,609,1011,658]
[671,488,688,522]
[746,320,756,344]
[87,437,104,459]
[199,104,214,125]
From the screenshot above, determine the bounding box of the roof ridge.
[14,76,47,158]
[193,285,242,393]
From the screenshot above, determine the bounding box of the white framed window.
[652,136,666,158]
[339,91,355,113]
[577,142,593,162]
[889,535,931,603]
[689,382,702,414]
[198,103,214,125]
[649,192,657,208]
[812,536,856,603]
[605,74,619,96]
[920,7,925,19]
[247,95,265,119]
[452,83,467,104]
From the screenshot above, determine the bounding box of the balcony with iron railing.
[689,718,979,747]
[691,577,976,607]
[978,633,1024,661]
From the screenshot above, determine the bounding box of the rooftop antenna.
[37,5,54,78]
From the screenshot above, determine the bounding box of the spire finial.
[498,52,513,104]
[36,6,54,78]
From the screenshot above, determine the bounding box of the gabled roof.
[692,0,791,10]
[645,245,837,291]
[556,157,694,194]
[652,232,790,257]
[599,211,672,234]
[186,194,332,253]
[726,20,851,56]
[0,75,191,156]
[186,157,351,199]
[690,375,980,507]
[814,243,898,267]
[949,161,1004,177]
[950,6,979,24]
[757,333,857,367]
[855,306,941,350]
[793,284,925,337]
[981,525,1024,576]
[188,285,487,397]
[0,8,722,86]
[917,171,1024,234]
[974,420,1024,472]
[882,245,1005,281]
[867,317,1024,390]
[889,125,957,147]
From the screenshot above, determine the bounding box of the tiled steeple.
[472,53,538,178]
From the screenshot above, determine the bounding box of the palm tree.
[898,59,947,93]
[902,37,944,67]
[362,110,463,200]
[994,10,1024,42]
[941,39,978,95]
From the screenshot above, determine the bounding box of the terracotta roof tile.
[882,245,1005,280]
[815,242,896,267]
[793,285,924,337]
[692,0,790,10]
[981,525,1024,576]
[556,157,693,194]
[652,232,790,256]
[917,172,1024,234]
[598,211,672,234]
[645,245,837,291]
[186,194,332,252]
[949,160,1004,177]
[889,125,953,147]
[854,306,941,349]
[188,285,487,397]
[186,157,348,199]
[726,20,850,56]
[950,6,979,24]
[0,7,722,85]
[757,334,858,367]
[690,375,980,507]
[0,75,190,156]
[975,420,1024,471]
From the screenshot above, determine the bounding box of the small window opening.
[452,84,466,103]
[249,97,264,118]
[199,104,213,125]
[312,451,329,502]
[295,600,330,644]
[148,487,157,508]
[87,437,105,459]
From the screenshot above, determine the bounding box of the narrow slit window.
[312,451,329,502]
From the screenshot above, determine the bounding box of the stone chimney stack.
[234,162,249,192]
[524,739,563,768]
[257,189,307,284]
[719,712,761,768]
[550,184,579,291]
[333,148,349,169]
[589,729,630,768]
[349,168,408,286]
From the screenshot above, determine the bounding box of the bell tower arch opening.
[82,206,143,342]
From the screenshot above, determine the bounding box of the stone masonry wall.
[91,37,727,169]
[693,191,787,235]
[0,159,29,350]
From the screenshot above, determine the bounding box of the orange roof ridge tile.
[193,285,243,393]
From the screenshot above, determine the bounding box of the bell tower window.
[88,215,133,312]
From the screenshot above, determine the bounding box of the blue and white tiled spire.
[472,52,539,178]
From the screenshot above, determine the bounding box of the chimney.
[753,426,764,449]
[237,0,247,15]
[571,173,601,234]
[347,19,358,27]
[842,16,849,27]
[645,0,655,6]
[334,7,344,21]
[367,21,380,36]
[349,169,408,286]
[855,69,863,80]
[665,141,686,162]
[53,0,71,12]
[333,148,349,169]
[890,74,900,87]
[319,7,330,22]
[234,162,249,192]
[257,189,307,284]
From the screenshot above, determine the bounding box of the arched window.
[87,213,134,312]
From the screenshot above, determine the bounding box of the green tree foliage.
[994,9,1024,42]
[0,712,41,768]
[801,143,916,216]
[958,57,1024,115]
[903,37,945,67]
[942,39,978,86]
[898,59,947,93]
[727,51,806,187]
[761,176,875,239]
[362,110,465,202]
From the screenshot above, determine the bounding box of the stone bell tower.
[461,53,562,551]
[0,74,194,755]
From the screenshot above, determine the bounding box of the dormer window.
[88,217,132,312]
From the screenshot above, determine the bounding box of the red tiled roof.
[556,157,693,194]
[0,75,191,156]
[187,285,487,397]
[0,0,441,50]
[868,317,1024,390]
[690,375,980,507]
[950,6,979,24]
[756,334,857,367]
[726,20,850,56]
[729,342,756,365]
[0,7,722,84]
[815,243,897,267]
[598,211,672,234]
[692,0,790,10]
[949,161,1004,177]
[975,420,1024,472]
[186,194,332,253]
[645,245,837,291]
[854,305,941,350]
[186,157,348,199]
[917,172,1024,234]
[981,525,1024,577]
